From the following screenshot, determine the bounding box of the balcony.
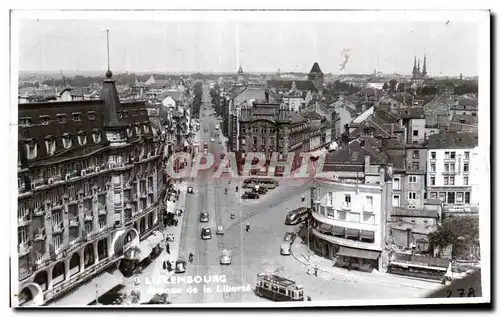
[363,205,374,213]
[443,158,456,163]
[52,222,64,234]
[98,209,107,216]
[18,242,31,256]
[341,202,352,210]
[141,192,147,199]
[442,170,458,175]
[34,228,46,241]
[18,215,32,227]
[33,207,45,217]
[84,214,94,222]
[69,218,79,227]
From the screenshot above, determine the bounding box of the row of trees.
[191,82,203,118]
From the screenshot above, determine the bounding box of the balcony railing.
[52,221,64,234]
[18,214,32,227]
[18,242,31,256]
[341,202,352,210]
[443,170,458,175]
[98,209,107,216]
[84,214,94,222]
[34,228,46,241]
[69,218,79,227]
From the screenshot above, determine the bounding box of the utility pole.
[95,283,99,305]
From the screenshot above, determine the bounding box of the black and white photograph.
[8,8,490,308]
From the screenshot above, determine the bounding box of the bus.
[242,177,279,189]
[254,273,304,302]
[285,207,311,225]
[387,253,449,282]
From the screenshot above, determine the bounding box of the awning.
[310,148,327,158]
[317,223,333,234]
[49,272,123,306]
[360,230,375,240]
[146,231,164,248]
[136,240,153,262]
[345,228,360,238]
[332,226,345,236]
[337,246,381,260]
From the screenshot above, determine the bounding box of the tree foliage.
[428,216,480,260]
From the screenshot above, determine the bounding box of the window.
[393,177,400,190]
[409,176,417,183]
[53,235,61,250]
[241,127,246,134]
[72,113,82,122]
[444,151,450,159]
[326,192,333,206]
[412,150,419,159]
[78,132,87,146]
[143,124,149,134]
[456,192,464,203]
[135,125,141,135]
[123,110,128,118]
[430,176,435,185]
[269,137,275,147]
[45,137,56,155]
[261,128,266,134]
[465,192,470,204]
[430,192,437,199]
[463,176,469,185]
[450,152,456,159]
[40,115,50,125]
[464,151,470,160]
[392,195,400,207]
[408,192,417,200]
[127,127,133,138]
[450,176,455,185]
[444,163,449,172]
[118,111,123,119]
[430,163,436,172]
[413,130,419,136]
[132,110,138,116]
[431,151,436,159]
[25,140,37,160]
[19,117,32,127]
[261,138,266,146]
[463,163,469,172]
[253,127,258,133]
[93,131,101,143]
[412,162,419,170]
[344,194,351,205]
[444,176,449,185]
[88,111,96,120]
[326,208,335,219]
[140,109,146,116]
[253,137,257,145]
[439,192,446,202]
[365,196,373,211]
[62,134,72,149]
[18,227,28,244]
[447,192,455,204]
[84,222,92,233]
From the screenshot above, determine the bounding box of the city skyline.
[15,16,479,76]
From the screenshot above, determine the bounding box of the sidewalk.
[290,237,440,291]
[119,182,189,304]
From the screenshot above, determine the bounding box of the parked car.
[200,212,209,222]
[175,259,186,273]
[201,227,212,240]
[216,225,225,235]
[187,186,193,194]
[242,191,260,199]
[253,186,268,195]
[165,233,175,242]
[280,232,296,256]
[220,249,232,265]
[220,153,225,159]
[210,138,215,142]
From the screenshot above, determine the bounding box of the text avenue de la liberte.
[144,274,252,295]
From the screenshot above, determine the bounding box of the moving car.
[200,212,209,222]
[216,225,225,235]
[242,191,260,199]
[210,138,215,142]
[201,227,212,240]
[220,249,232,265]
[175,259,186,273]
[280,232,296,255]
[187,186,193,194]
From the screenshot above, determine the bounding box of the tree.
[428,216,480,260]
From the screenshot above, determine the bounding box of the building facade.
[426,132,480,211]
[15,70,165,306]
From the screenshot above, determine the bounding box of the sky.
[16,18,479,76]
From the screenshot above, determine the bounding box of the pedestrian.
[163,260,167,270]
[307,296,312,301]
[166,243,170,254]
[314,265,318,277]
[175,219,179,226]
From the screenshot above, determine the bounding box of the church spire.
[417,59,420,71]
[412,56,417,75]
[422,54,427,77]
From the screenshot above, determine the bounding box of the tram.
[254,273,304,302]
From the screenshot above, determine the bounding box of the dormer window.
[123,110,128,118]
[118,111,123,119]
[135,123,141,136]
[132,110,138,116]
[62,133,72,149]
[19,117,32,127]
[57,114,67,124]
[45,136,56,156]
[140,109,146,116]
[88,111,96,121]
[72,112,82,122]
[39,115,51,126]
[92,129,101,143]
[24,139,37,160]
[143,123,149,134]
[78,131,87,146]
